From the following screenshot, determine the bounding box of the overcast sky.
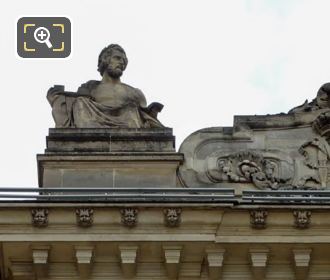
[1,0,330,187]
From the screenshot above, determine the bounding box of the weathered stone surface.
[38,128,183,188]
[37,153,183,188]
[2,203,330,279]
[179,85,330,191]
[46,128,176,153]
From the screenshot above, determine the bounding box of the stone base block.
[46,128,176,153]
[37,153,183,188]
[38,128,183,188]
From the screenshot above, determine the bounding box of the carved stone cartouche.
[207,151,291,190]
[298,137,330,189]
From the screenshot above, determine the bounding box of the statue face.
[80,211,90,222]
[296,212,310,226]
[125,212,135,224]
[294,210,311,229]
[317,90,329,108]
[166,209,180,226]
[121,208,137,227]
[76,208,93,227]
[106,50,126,78]
[31,209,48,227]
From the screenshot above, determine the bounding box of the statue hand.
[146,102,164,119]
[47,86,65,106]
[47,85,65,97]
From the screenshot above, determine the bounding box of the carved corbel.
[119,245,138,278]
[249,248,269,280]
[206,248,225,280]
[163,245,182,279]
[293,210,311,229]
[31,245,51,278]
[76,208,94,227]
[164,208,181,227]
[75,246,94,279]
[250,210,268,229]
[293,249,312,280]
[31,208,49,227]
[120,208,138,228]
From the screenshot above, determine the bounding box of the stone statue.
[289,83,330,113]
[47,44,164,128]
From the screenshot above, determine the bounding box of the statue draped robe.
[47,80,164,128]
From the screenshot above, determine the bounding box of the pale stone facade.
[3,45,330,279]
[1,203,330,279]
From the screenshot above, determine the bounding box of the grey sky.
[1,0,330,187]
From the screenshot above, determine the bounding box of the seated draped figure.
[47,44,164,128]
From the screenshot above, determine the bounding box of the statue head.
[316,83,330,109]
[98,44,128,79]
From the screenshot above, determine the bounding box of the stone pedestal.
[37,128,183,188]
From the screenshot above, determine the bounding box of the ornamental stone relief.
[296,137,330,189]
[163,208,181,227]
[178,84,330,190]
[250,210,268,229]
[76,208,94,227]
[121,208,138,228]
[31,208,49,227]
[293,210,311,229]
[206,151,292,190]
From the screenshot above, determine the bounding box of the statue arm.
[47,86,75,128]
[145,102,164,119]
[135,89,164,119]
[135,88,147,107]
[47,80,100,106]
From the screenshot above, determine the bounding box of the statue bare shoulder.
[121,83,164,118]
[121,82,147,107]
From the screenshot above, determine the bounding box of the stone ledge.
[37,153,184,161]
[46,128,176,153]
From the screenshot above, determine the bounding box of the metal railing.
[242,190,330,204]
[1,188,330,204]
[0,187,236,203]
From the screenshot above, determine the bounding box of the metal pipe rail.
[242,190,330,203]
[0,188,236,203]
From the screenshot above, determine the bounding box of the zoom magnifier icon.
[34,27,53,48]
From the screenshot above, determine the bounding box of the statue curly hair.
[97,44,128,76]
